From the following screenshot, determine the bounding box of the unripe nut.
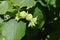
[20,11,27,18]
[26,14,33,21]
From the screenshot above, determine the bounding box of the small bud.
[15,16,20,21]
[4,14,10,20]
[26,14,33,21]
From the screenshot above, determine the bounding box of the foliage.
[0,0,60,40]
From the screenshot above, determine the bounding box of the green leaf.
[45,0,56,7]
[0,18,3,24]
[0,1,14,14]
[2,19,26,40]
[33,7,45,29]
[0,18,3,40]
[38,0,47,6]
[49,0,56,7]
[0,18,3,32]
[10,0,36,9]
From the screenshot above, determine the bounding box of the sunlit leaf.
[0,1,14,14]
[0,18,3,32]
[2,19,26,40]
[10,0,36,9]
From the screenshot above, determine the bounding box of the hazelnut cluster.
[15,11,37,27]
